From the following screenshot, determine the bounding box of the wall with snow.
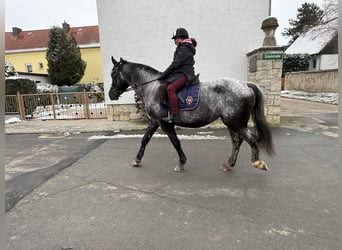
[97,0,269,104]
[320,54,338,70]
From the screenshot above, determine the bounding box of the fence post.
[16,92,26,120]
[83,91,90,119]
[50,93,56,120]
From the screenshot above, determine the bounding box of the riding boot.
[161,113,178,123]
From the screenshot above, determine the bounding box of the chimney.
[62,21,70,34]
[12,27,22,36]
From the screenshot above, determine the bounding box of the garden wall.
[284,69,338,93]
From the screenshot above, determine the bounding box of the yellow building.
[5,23,103,84]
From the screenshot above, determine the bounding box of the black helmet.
[171,28,189,39]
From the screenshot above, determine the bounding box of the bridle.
[111,62,159,96]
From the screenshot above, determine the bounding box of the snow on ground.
[88,133,227,140]
[29,102,107,120]
[5,116,21,124]
[281,90,338,105]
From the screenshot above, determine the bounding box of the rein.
[125,78,159,92]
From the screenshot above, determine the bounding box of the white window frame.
[25,64,33,72]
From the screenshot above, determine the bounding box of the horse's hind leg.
[160,122,186,172]
[220,128,243,172]
[240,128,268,171]
[132,121,159,167]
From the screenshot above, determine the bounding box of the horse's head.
[108,57,130,100]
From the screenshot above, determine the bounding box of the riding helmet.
[171,28,189,39]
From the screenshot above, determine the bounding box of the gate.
[5,92,107,120]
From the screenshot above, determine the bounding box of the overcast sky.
[5,0,323,46]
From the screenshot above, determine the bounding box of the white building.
[285,19,338,71]
[97,0,270,104]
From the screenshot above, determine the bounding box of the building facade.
[5,23,103,84]
[285,19,338,71]
[97,0,270,105]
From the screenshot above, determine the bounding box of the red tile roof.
[5,25,100,51]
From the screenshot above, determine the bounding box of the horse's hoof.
[219,163,231,172]
[132,159,141,167]
[174,164,184,172]
[251,160,268,171]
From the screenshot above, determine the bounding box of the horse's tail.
[247,82,275,156]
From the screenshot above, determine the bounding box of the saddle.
[159,74,201,111]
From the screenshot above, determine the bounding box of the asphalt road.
[5,132,109,211]
[5,122,338,249]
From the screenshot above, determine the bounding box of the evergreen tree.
[282,3,324,45]
[46,27,86,86]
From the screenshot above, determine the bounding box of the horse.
[109,57,274,172]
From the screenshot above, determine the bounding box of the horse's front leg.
[160,122,187,172]
[132,121,159,167]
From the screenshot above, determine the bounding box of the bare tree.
[314,0,338,35]
[321,0,338,23]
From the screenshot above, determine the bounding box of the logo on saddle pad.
[186,96,193,105]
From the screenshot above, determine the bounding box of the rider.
[158,27,197,122]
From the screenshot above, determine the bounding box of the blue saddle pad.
[161,84,200,111]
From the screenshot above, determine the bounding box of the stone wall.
[247,46,284,126]
[284,69,338,92]
[107,104,144,121]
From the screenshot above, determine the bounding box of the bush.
[5,78,38,116]
[283,54,310,73]
[5,77,37,95]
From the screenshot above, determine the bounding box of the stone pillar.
[247,17,283,126]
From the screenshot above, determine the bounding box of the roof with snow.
[5,24,100,51]
[285,19,338,55]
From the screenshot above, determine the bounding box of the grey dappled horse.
[109,57,274,172]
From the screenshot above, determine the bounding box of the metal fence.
[5,92,107,120]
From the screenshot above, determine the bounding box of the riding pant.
[167,75,187,114]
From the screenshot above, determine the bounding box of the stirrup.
[161,112,177,123]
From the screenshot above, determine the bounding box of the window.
[25,64,33,72]
[38,62,43,69]
[312,59,317,69]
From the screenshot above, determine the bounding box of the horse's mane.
[126,61,161,76]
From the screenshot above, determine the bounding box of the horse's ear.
[111,56,119,67]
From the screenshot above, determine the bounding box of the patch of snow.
[28,102,107,120]
[88,133,228,140]
[5,117,21,124]
[5,76,30,80]
[281,90,338,104]
[36,83,58,93]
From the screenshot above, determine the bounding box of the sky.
[5,0,324,46]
